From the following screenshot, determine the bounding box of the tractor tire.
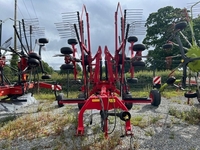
[60,64,74,70]
[68,38,78,45]
[196,90,200,103]
[175,21,187,30]
[132,44,146,51]
[81,54,89,66]
[132,61,145,67]
[166,76,176,85]
[29,52,41,60]
[57,93,64,107]
[38,38,49,44]
[41,74,51,80]
[128,36,138,43]
[184,92,197,98]
[150,89,161,106]
[124,94,133,110]
[127,78,138,83]
[60,47,73,55]
[28,58,40,68]
[77,93,85,110]
[118,54,126,64]
[162,43,173,50]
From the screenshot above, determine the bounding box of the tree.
[10,54,19,70]
[37,60,54,74]
[143,6,190,70]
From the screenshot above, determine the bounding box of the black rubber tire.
[127,78,138,83]
[38,38,49,44]
[162,43,173,50]
[81,55,89,66]
[166,76,176,85]
[118,54,126,64]
[60,47,73,55]
[68,38,78,45]
[41,74,51,80]
[132,44,146,51]
[132,61,145,67]
[29,52,41,60]
[128,36,138,43]
[150,90,161,106]
[125,57,131,61]
[124,94,133,110]
[60,64,74,70]
[77,93,85,110]
[184,92,197,98]
[57,93,64,107]
[175,21,187,30]
[196,90,200,103]
[28,58,40,68]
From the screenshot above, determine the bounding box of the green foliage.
[169,107,200,124]
[143,6,200,71]
[10,54,18,70]
[37,61,54,74]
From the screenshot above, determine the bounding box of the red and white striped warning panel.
[153,76,161,85]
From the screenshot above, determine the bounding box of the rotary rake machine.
[162,8,200,103]
[55,3,161,138]
[0,19,61,103]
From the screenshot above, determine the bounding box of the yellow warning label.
[109,99,115,103]
[92,99,100,102]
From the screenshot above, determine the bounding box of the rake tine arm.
[12,25,28,55]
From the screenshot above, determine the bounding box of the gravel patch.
[0,96,200,150]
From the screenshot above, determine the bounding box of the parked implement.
[0,19,61,105]
[161,8,200,103]
[55,3,161,138]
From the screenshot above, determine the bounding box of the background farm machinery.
[161,7,200,103]
[0,19,61,105]
[55,3,161,138]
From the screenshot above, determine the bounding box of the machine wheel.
[132,44,146,51]
[28,58,40,68]
[128,36,138,43]
[29,52,41,60]
[77,93,85,110]
[196,90,200,103]
[184,92,197,98]
[132,61,145,67]
[175,21,187,30]
[150,90,161,106]
[124,94,133,110]
[60,47,73,55]
[162,43,173,50]
[81,54,89,66]
[118,54,126,64]
[166,76,176,85]
[60,64,74,70]
[68,38,78,45]
[41,74,51,79]
[38,38,49,44]
[127,78,138,83]
[57,93,64,107]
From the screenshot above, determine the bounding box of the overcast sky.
[0,0,199,70]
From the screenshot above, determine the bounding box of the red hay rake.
[0,19,61,103]
[55,3,161,138]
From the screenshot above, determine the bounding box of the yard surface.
[0,95,200,150]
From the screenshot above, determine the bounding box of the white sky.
[0,0,199,70]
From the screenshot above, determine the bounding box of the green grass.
[169,107,200,125]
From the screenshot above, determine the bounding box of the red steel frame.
[0,51,61,100]
[58,3,154,138]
